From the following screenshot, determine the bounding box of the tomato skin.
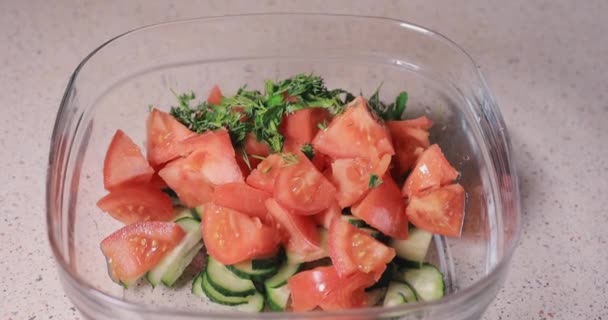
[313,201,341,229]
[274,152,337,214]
[406,183,465,237]
[146,108,196,167]
[351,175,408,239]
[312,97,394,160]
[97,186,174,224]
[100,221,185,285]
[281,108,331,145]
[175,129,236,159]
[328,219,396,277]
[207,84,223,105]
[246,154,284,193]
[330,154,392,208]
[288,265,381,311]
[201,203,280,265]
[212,182,272,222]
[265,199,321,257]
[387,118,432,175]
[402,144,459,198]
[103,130,154,191]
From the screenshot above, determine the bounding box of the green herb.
[368,174,383,188]
[240,149,252,170]
[250,154,267,161]
[317,120,328,130]
[301,143,314,160]
[263,166,273,174]
[367,85,408,121]
[281,153,299,167]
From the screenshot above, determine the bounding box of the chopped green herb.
[250,154,267,161]
[368,174,383,188]
[317,120,328,130]
[367,85,408,121]
[240,149,252,170]
[301,143,314,160]
[281,153,299,167]
[263,166,273,174]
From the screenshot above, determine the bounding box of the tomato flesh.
[402,144,459,198]
[97,186,174,224]
[281,108,331,145]
[328,219,396,277]
[146,108,195,167]
[212,182,272,222]
[351,175,408,239]
[103,130,154,191]
[313,201,341,229]
[175,129,236,159]
[387,118,432,176]
[330,154,391,208]
[207,84,223,105]
[246,154,284,193]
[265,199,322,258]
[406,183,465,237]
[201,203,280,265]
[312,97,394,160]
[274,152,336,214]
[100,221,185,285]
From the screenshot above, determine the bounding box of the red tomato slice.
[175,129,236,158]
[288,265,381,312]
[284,139,330,172]
[330,154,392,208]
[387,119,432,175]
[313,201,341,229]
[201,203,280,265]
[351,175,408,239]
[158,148,243,208]
[274,152,337,214]
[207,84,223,105]
[406,183,465,237]
[329,219,396,277]
[103,130,154,191]
[212,182,272,222]
[288,266,342,311]
[281,108,331,145]
[402,144,459,198]
[265,199,322,258]
[146,108,196,167]
[100,221,185,285]
[246,154,284,193]
[97,186,174,224]
[236,133,272,174]
[312,97,394,160]
[148,172,168,190]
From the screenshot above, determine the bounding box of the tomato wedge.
[212,182,272,222]
[312,96,394,160]
[246,154,284,193]
[103,130,154,191]
[175,129,236,159]
[351,175,408,239]
[288,265,381,311]
[100,221,185,286]
[387,117,432,175]
[330,154,392,208]
[328,219,396,277]
[406,183,465,237]
[265,199,322,259]
[402,144,459,198]
[274,152,337,214]
[146,108,195,167]
[313,201,341,229]
[97,186,174,224]
[236,133,272,175]
[201,203,280,265]
[281,108,331,145]
[207,84,223,105]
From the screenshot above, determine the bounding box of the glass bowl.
[47,13,521,320]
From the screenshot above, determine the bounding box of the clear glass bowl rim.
[46,12,522,319]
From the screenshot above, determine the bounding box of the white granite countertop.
[1,1,607,319]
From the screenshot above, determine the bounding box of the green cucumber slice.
[227,260,278,280]
[201,272,250,305]
[265,263,301,288]
[383,281,417,306]
[205,257,256,297]
[401,264,444,301]
[266,283,291,311]
[390,228,433,268]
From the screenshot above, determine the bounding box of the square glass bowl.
[47,13,521,320]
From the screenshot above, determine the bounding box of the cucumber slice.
[227,260,278,280]
[265,263,301,288]
[390,228,433,268]
[366,287,387,307]
[201,272,251,305]
[161,242,203,286]
[359,227,384,240]
[147,217,202,287]
[340,215,371,228]
[234,291,265,313]
[383,281,417,306]
[173,207,196,221]
[206,257,256,297]
[401,264,444,301]
[265,283,291,311]
[192,272,204,297]
[192,206,204,220]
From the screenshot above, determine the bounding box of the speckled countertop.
[1,0,607,319]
